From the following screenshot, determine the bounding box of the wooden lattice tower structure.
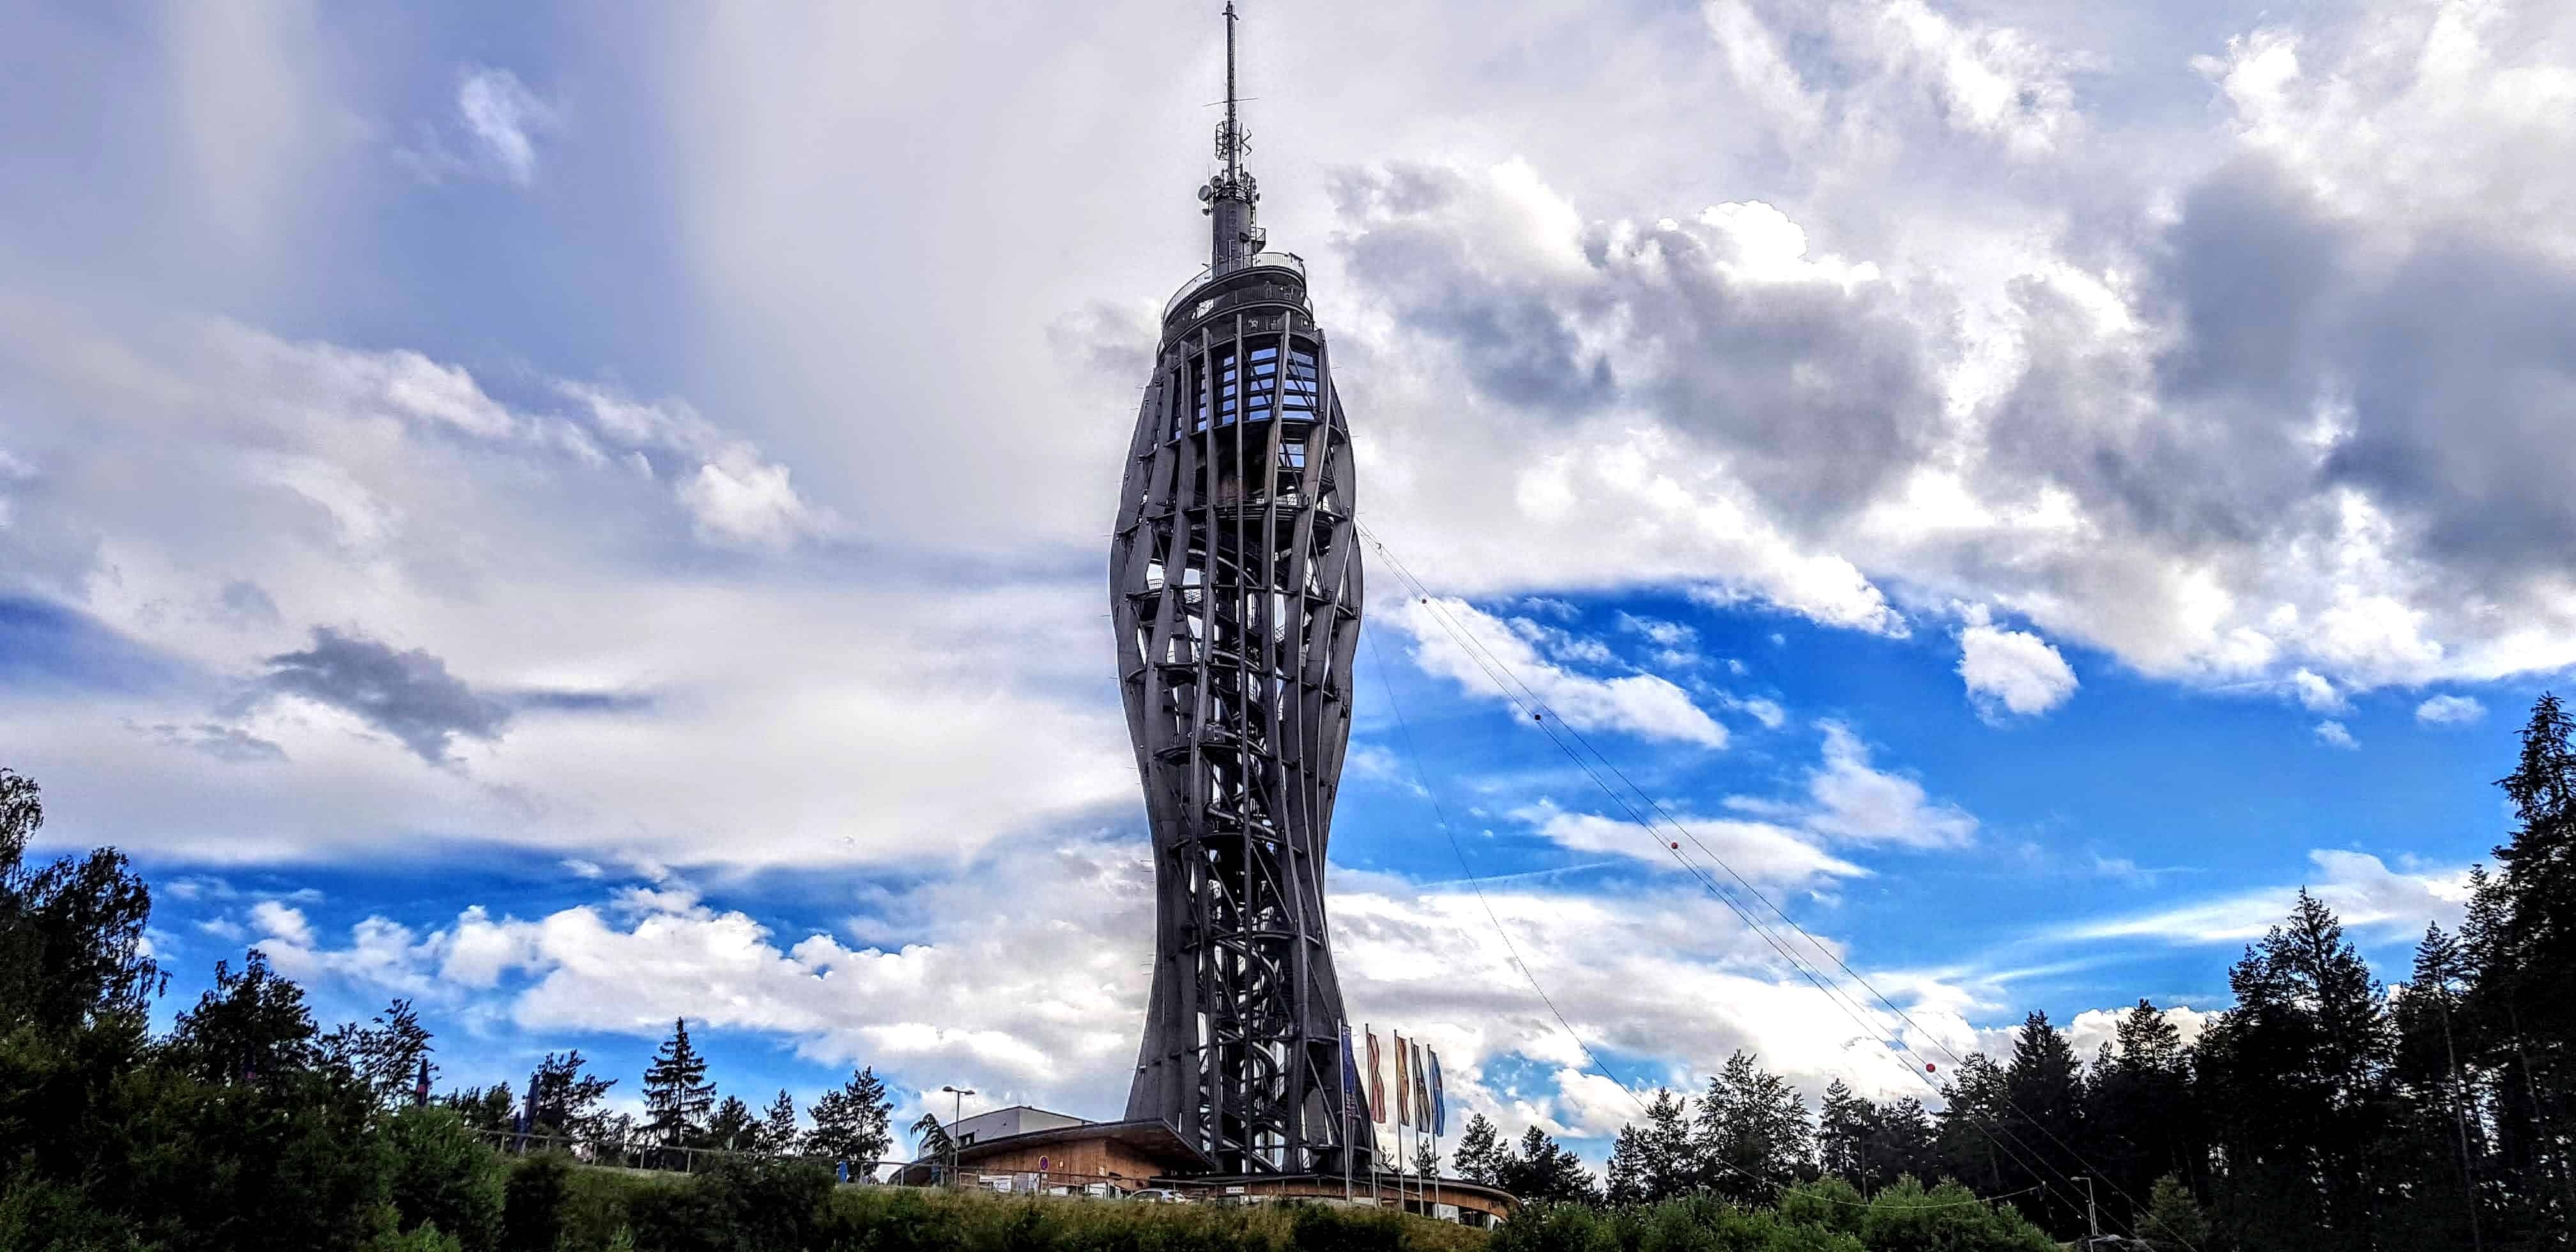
[1108,3,1370,1176]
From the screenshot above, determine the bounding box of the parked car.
[1126,1187,1192,1203]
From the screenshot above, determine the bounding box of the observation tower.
[1107,3,1371,1176]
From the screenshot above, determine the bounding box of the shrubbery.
[492,1159,1483,1252]
[1487,1180,2053,1252]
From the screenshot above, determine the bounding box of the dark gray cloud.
[1334,164,1947,530]
[261,628,510,765]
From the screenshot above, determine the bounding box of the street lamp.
[940,1085,976,1186]
[2073,1175,2099,1243]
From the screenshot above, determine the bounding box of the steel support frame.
[1111,276,1366,1175]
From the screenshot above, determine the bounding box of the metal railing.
[1163,252,1307,322]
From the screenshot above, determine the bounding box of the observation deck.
[1162,251,1310,329]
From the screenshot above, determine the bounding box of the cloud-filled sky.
[3,0,2567,1164]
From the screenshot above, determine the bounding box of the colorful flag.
[1429,1050,1446,1138]
[414,1056,431,1107]
[1411,1041,1430,1131]
[1393,1032,1411,1128]
[1367,1028,1385,1127]
[1339,1023,1370,1123]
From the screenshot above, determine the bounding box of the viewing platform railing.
[1163,251,1308,322]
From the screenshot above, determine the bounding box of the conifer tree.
[759,1087,801,1155]
[707,1094,756,1151]
[640,1017,714,1149]
[1818,1078,1869,1187]
[1498,1124,1598,1204]
[2003,1009,2087,1233]
[1862,1096,1940,1189]
[1693,1051,1811,1203]
[1636,1086,1698,1202]
[1451,1113,1505,1186]
[806,1064,893,1166]
[1603,1122,1648,1203]
[1412,1134,1439,1178]
[2142,1173,2209,1250]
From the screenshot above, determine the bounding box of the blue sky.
[4,0,2572,1168]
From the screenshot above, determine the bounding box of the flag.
[1367,1028,1385,1128]
[1429,1050,1446,1138]
[1339,1023,1370,1123]
[1393,1032,1411,1129]
[1412,1041,1431,1132]
[414,1056,431,1107]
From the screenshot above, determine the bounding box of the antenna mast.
[1199,1,1261,268]
[1223,1,1241,186]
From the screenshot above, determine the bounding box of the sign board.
[1036,1155,1050,1173]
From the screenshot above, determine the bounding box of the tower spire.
[1199,1,1262,269]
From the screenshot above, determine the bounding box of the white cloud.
[1723,695,1788,729]
[249,900,315,949]
[1510,798,1867,887]
[678,450,832,548]
[2416,694,2486,726]
[1958,620,2079,719]
[1395,597,1728,748]
[2289,668,2348,713]
[456,66,553,185]
[2315,719,2359,750]
[2055,849,2470,946]
[1740,722,1977,848]
[1616,613,1698,648]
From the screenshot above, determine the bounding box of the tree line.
[5,691,2573,1248]
[436,1016,902,1172]
[0,764,918,1250]
[1443,694,2576,1249]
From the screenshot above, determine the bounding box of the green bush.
[387,1106,504,1251]
[1489,1182,2053,1252]
[500,1153,572,1252]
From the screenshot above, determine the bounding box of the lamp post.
[940,1085,975,1187]
[2074,1175,2099,1243]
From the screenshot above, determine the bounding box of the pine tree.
[2003,1009,2088,1235]
[1603,1122,1648,1203]
[1935,1053,2012,1196]
[1818,1078,1869,1188]
[2087,999,2196,1233]
[806,1064,893,1166]
[2485,692,2576,1225]
[2141,1173,2209,1250]
[1634,1087,1697,1201]
[1498,1125,1598,1204]
[759,1088,801,1155]
[1694,1051,1811,1204]
[1862,1096,1940,1189]
[1412,1134,1440,1178]
[707,1095,756,1151]
[2196,889,2394,1251]
[1452,1113,1505,1186]
[640,1018,714,1149]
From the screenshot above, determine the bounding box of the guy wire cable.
[1353,521,2188,1248]
[1365,624,2066,1216]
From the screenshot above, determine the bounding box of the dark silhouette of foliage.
[806,1064,893,1166]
